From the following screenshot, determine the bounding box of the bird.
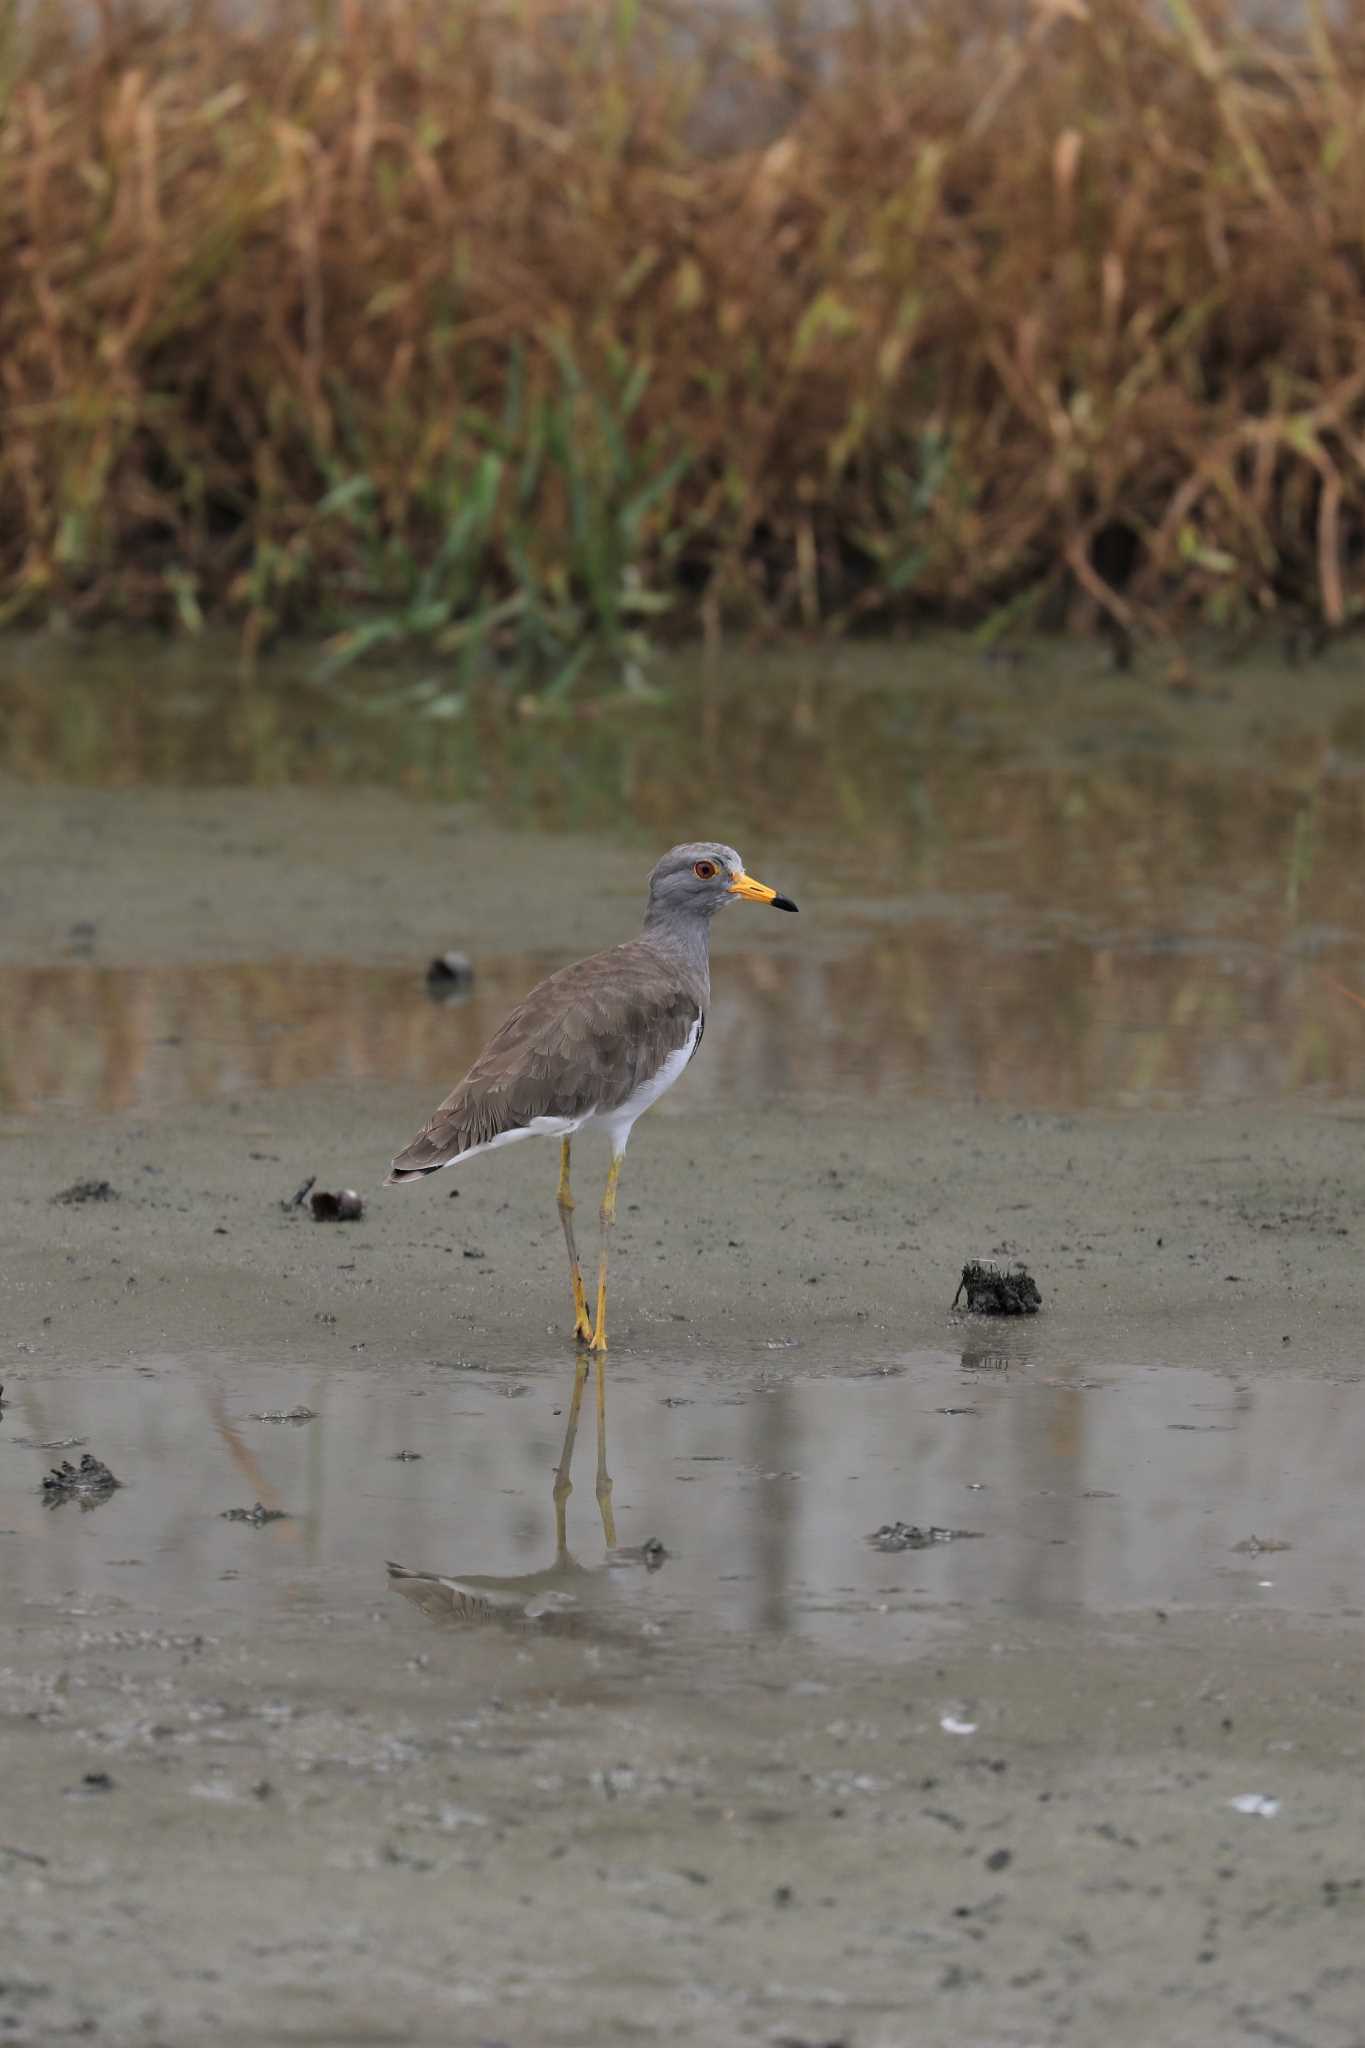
[384,841,798,1352]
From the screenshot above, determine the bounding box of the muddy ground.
[3,778,1365,2047]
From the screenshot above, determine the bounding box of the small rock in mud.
[952,1258,1042,1315]
[51,1179,119,1206]
[1232,1535,1292,1556]
[310,1188,364,1222]
[282,1174,316,1211]
[42,1453,122,1508]
[425,950,475,999]
[221,1501,290,1525]
[867,1521,982,1552]
[250,1406,317,1423]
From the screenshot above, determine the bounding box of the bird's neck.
[640,907,712,1001]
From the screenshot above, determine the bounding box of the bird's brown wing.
[385,942,703,1181]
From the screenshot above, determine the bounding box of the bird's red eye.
[693,860,717,880]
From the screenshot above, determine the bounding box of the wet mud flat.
[5,1113,1365,2042]
[3,759,1365,2043]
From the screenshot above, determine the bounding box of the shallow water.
[7,635,1365,1642]
[6,1349,1362,1650]
[8,632,1365,1120]
[6,924,1365,1118]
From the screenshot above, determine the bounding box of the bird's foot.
[573,1316,594,1346]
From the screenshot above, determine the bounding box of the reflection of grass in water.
[1284,787,1319,926]
[8,937,1365,1121]
[8,642,1365,924]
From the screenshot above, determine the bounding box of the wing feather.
[385,942,702,1181]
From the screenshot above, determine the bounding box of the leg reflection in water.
[553,1352,616,1555]
[388,1356,625,1629]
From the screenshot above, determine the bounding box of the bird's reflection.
[388,1356,662,1635]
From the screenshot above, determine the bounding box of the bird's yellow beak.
[728,870,778,904]
[728,871,799,912]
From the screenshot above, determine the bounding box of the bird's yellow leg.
[557,1138,592,1344]
[552,1356,590,1557]
[589,1152,623,1354]
[594,1351,616,1546]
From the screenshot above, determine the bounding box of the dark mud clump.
[867,1522,983,1552]
[426,950,475,1000]
[310,1187,364,1222]
[221,1501,290,1525]
[953,1258,1042,1315]
[42,1453,122,1508]
[52,1179,119,1206]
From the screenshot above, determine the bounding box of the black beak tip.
[771,894,799,914]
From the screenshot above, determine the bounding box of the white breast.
[594,1014,702,1158]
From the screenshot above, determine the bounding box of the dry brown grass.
[4,0,1365,671]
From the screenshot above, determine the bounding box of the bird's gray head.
[644,842,799,922]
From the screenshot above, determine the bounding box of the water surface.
[6,1350,1362,1655]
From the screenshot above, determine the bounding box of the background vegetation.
[3,0,1365,685]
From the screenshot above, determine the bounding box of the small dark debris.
[250,1407,317,1424]
[310,1188,364,1222]
[426,950,475,994]
[953,1259,1042,1315]
[1232,1535,1291,1556]
[937,1406,979,1416]
[81,1772,114,1792]
[52,1180,118,1206]
[866,1522,982,1552]
[959,1349,1012,1372]
[283,1175,316,1211]
[641,1536,668,1570]
[462,1246,486,1260]
[985,1847,1013,1871]
[42,1454,121,1508]
[392,1450,423,1462]
[773,1884,795,1907]
[221,1502,290,1525]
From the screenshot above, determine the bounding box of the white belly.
[591,1015,702,1157]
